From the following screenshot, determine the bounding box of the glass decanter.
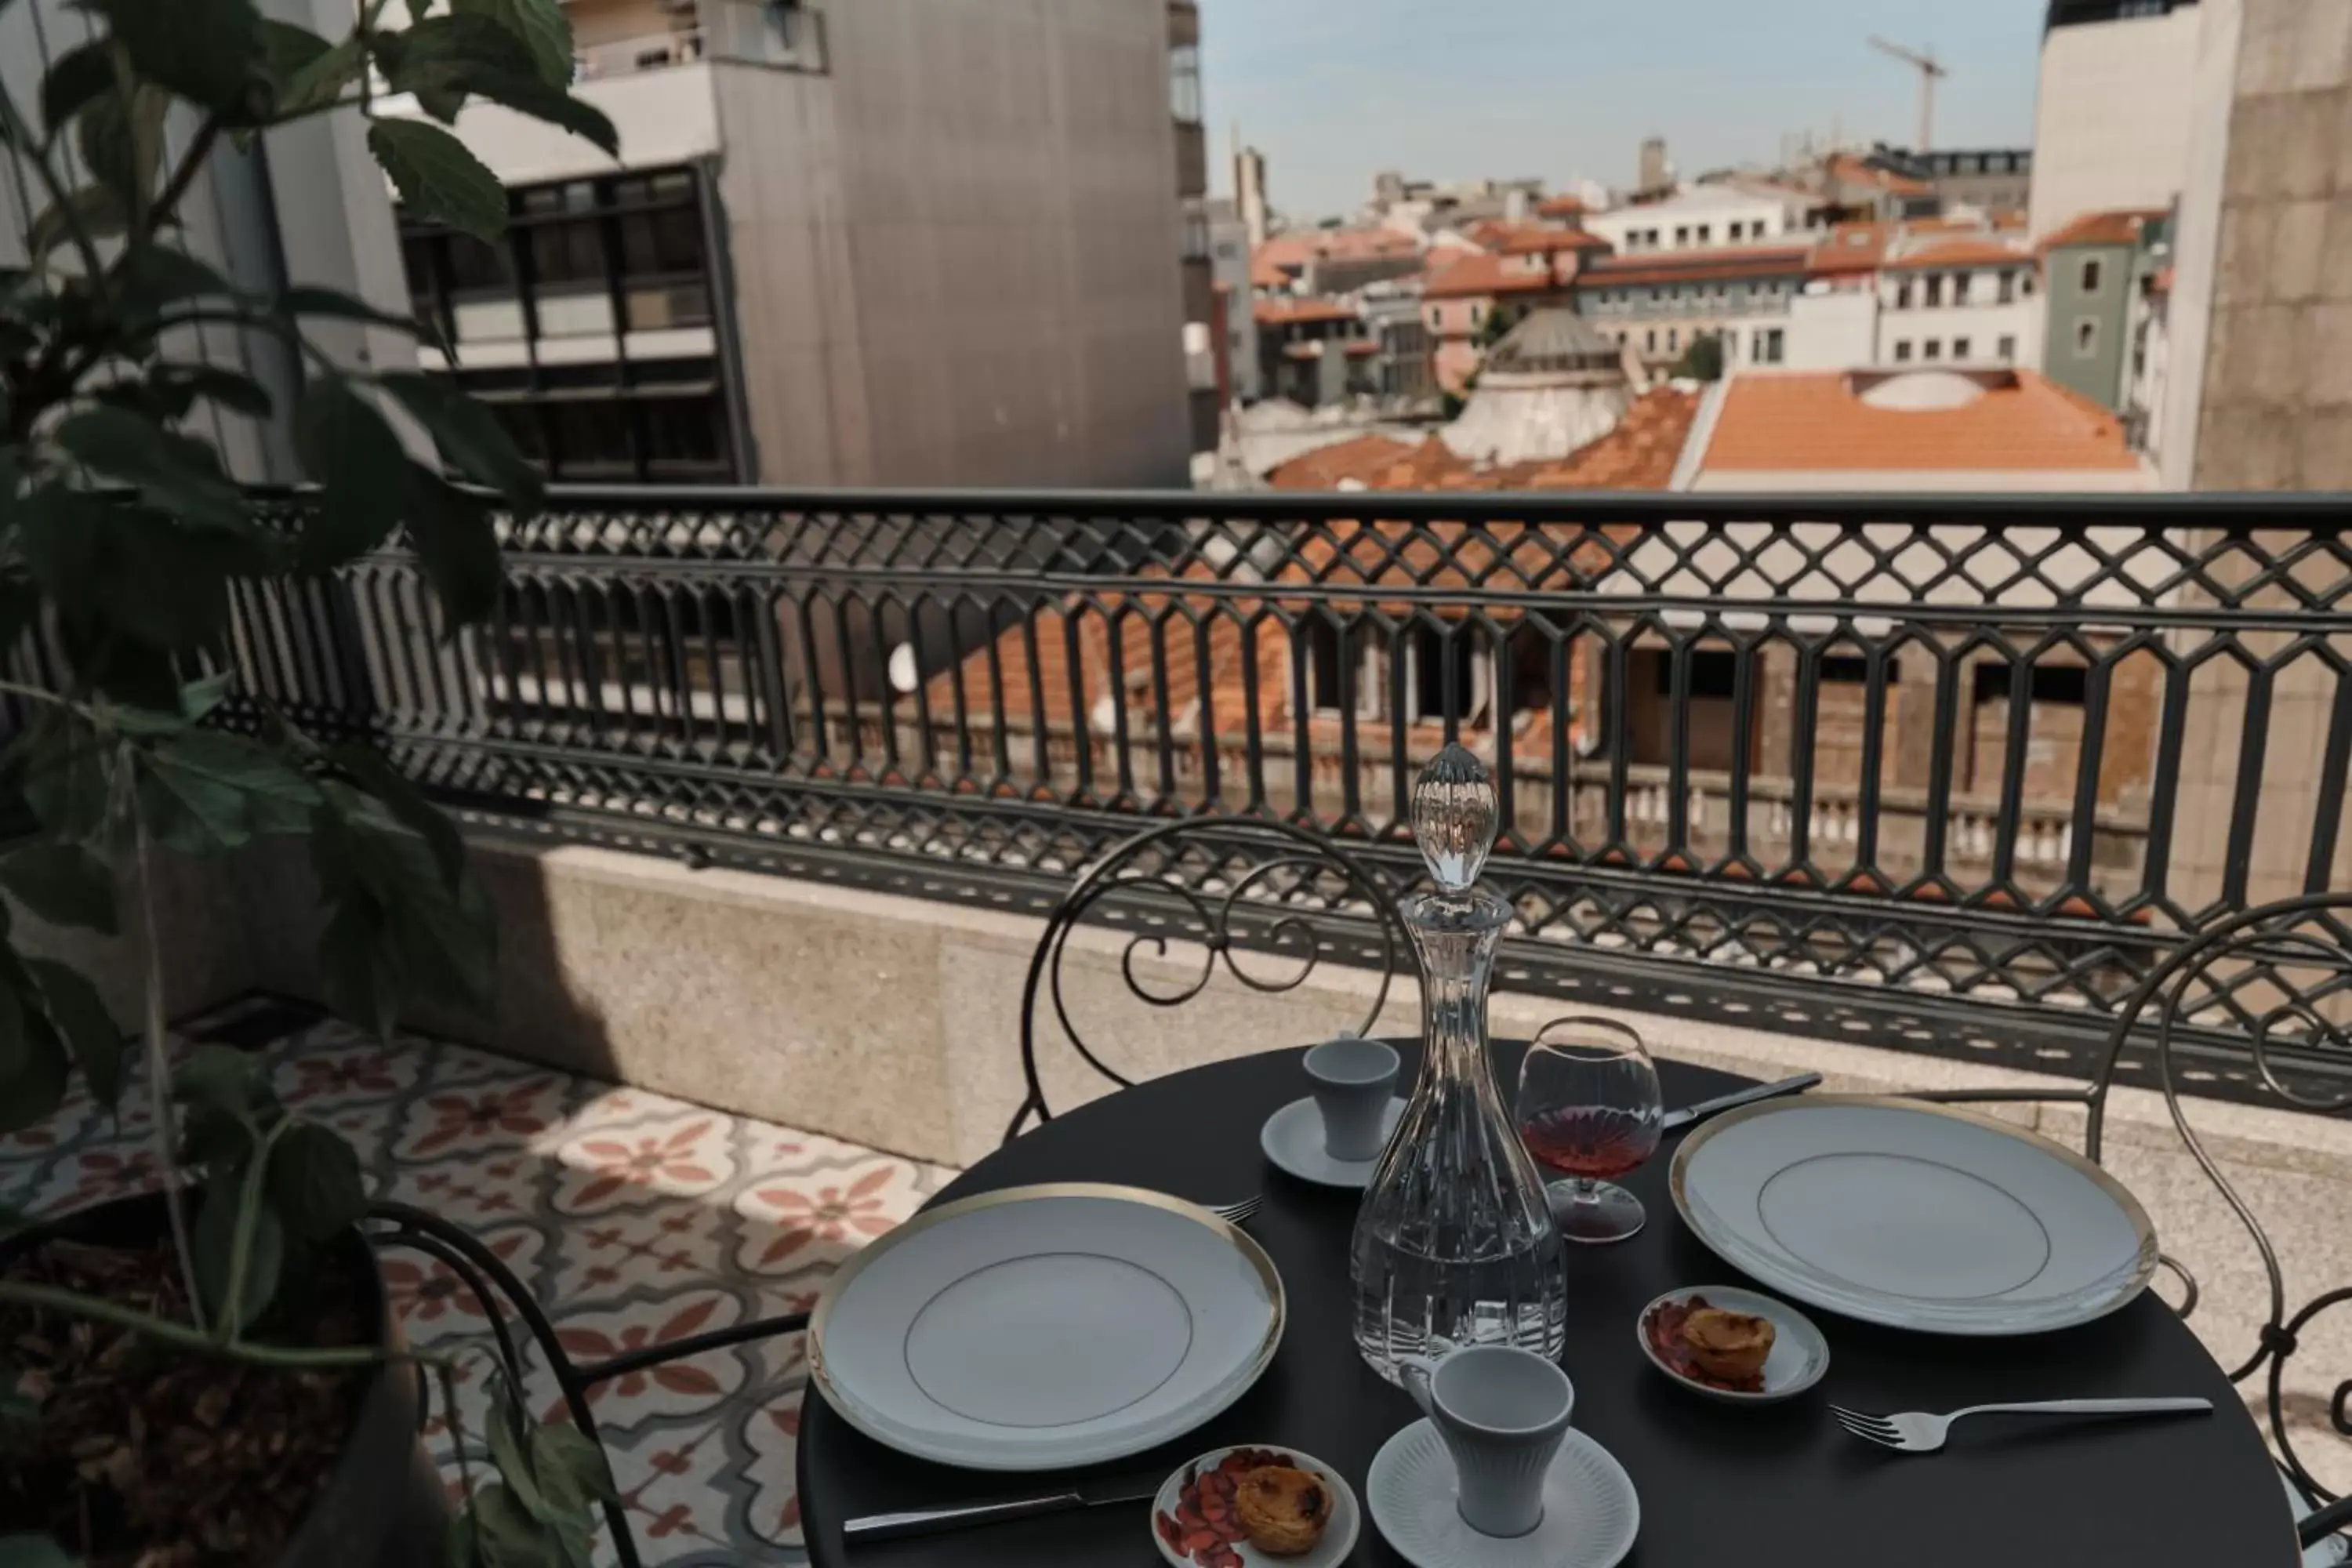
[1351,744,1568,1383]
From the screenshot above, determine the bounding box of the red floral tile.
[380,1225,545,1344]
[545,1291,748,1429]
[394,1076,571,1163]
[737,1395,808,1551]
[552,1115,737,1214]
[732,1159,924,1277]
[546,1200,729,1304]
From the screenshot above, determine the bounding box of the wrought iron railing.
[49,486,2352,1098]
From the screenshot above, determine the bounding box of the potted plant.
[0,0,627,1561]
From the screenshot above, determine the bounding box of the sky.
[1197,0,2051,220]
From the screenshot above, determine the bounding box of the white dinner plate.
[808,1183,1284,1471]
[1670,1096,2157,1336]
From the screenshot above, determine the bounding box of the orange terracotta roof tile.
[2040,208,2166,252]
[1582,245,1810,289]
[1809,221,1892,275]
[1700,370,2140,473]
[1886,238,2033,270]
[1249,256,1288,289]
[1254,296,1359,327]
[1827,152,1933,198]
[1421,252,1561,299]
[1535,194,1587,218]
[1265,433,1421,491]
[1493,224,1611,256]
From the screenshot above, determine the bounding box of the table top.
[797,1044,2296,1568]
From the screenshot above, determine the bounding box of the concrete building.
[1876,237,2042,369]
[1441,309,1634,466]
[1200,200,1260,406]
[2027,0,2206,237]
[1235,142,1270,250]
[2038,209,2169,412]
[1870,147,2035,215]
[1582,184,1815,256]
[1576,245,1813,376]
[381,0,1196,488]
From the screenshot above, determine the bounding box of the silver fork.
[1208,1194,1262,1225]
[1831,1397,2212,1454]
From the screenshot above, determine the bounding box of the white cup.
[1397,1338,1574,1538]
[1302,1035,1399,1161]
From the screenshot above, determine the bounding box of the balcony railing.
[49,487,2352,1104]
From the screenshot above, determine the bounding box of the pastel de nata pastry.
[1233,1463,1330,1557]
[1682,1304,1775,1385]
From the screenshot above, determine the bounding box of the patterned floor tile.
[3,1004,964,1566]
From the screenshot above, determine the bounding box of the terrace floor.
[0,999,956,1567]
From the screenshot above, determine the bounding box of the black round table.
[798,1045,2296,1567]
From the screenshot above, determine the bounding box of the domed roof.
[1483,307,1621,376]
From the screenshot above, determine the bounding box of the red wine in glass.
[1520,1106,1660,1180]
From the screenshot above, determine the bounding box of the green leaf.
[0,998,67,1134]
[275,285,446,356]
[87,0,265,118]
[404,474,503,626]
[270,31,362,119]
[314,892,395,1041]
[26,187,125,266]
[530,1422,618,1512]
[486,1398,553,1523]
[9,714,111,844]
[192,1162,285,1334]
[329,742,463,888]
[368,120,508,244]
[453,0,575,89]
[466,1483,564,1568]
[20,492,260,650]
[376,14,543,89]
[24,958,125,1110]
[145,728,321,845]
[38,42,115,132]
[118,247,240,318]
[0,1533,79,1568]
[458,72,615,159]
[296,378,416,568]
[51,408,249,532]
[379,372,543,509]
[0,844,118,934]
[266,1120,365,1240]
[179,670,237,723]
[386,869,495,1013]
[173,1042,278,1120]
[148,363,274,420]
[77,85,171,211]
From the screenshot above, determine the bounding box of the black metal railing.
[43,486,2352,1098]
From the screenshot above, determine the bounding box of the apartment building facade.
[1576,246,1813,373]
[384,0,1196,488]
[1875,239,2042,368]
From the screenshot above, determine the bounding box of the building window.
[1894,339,1914,362]
[2080,256,2103,292]
[1922,339,1943,361]
[1646,327,1657,352]
[1726,221,1743,241]
[1169,43,1202,124]
[1951,272,1971,307]
[1896,279,1914,309]
[1755,326,1784,364]
[1998,270,2016,303]
[1674,226,1690,245]
[1308,622,1383,719]
[2024,271,2037,296]
[1469,303,1484,326]
[1953,336,1972,360]
[1406,626,1490,725]
[1924,274,1944,308]
[1667,327,1680,350]
[2074,318,2099,357]
[1998,333,2017,361]
[1696,223,1712,244]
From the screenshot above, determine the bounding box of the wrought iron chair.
[1909,892,2352,1552]
[1007,817,1410,1145]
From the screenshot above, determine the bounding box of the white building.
[1581,183,1817,257]
[1875,238,2042,369]
[2027,0,2206,237]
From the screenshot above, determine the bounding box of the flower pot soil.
[0,1222,372,1566]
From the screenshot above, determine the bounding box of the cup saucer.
[1259,1096,1403,1188]
[1367,1419,1639,1568]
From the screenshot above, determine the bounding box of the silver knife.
[1660,1073,1822,1133]
[843,1485,1160,1543]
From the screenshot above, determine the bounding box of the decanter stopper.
[1410,743,1497,895]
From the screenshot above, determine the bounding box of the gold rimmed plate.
[1670,1095,2157,1337]
[809,1183,1285,1471]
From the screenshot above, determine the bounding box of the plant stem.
[218,1116,293,1338]
[0,1279,385,1370]
[0,681,70,708]
[139,118,221,250]
[0,84,107,289]
[129,796,208,1335]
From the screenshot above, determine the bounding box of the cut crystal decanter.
[1350,743,1568,1382]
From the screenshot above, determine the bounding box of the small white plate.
[1260,1096,1404,1188]
[1151,1444,1359,1568]
[1367,1419,1639,1568]
[1636,1284,1830,1404]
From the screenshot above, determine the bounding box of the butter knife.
[1660,1072,1821,1133]
[844,1485,1159,1543]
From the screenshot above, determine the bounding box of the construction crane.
[1867,36,1947,153]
